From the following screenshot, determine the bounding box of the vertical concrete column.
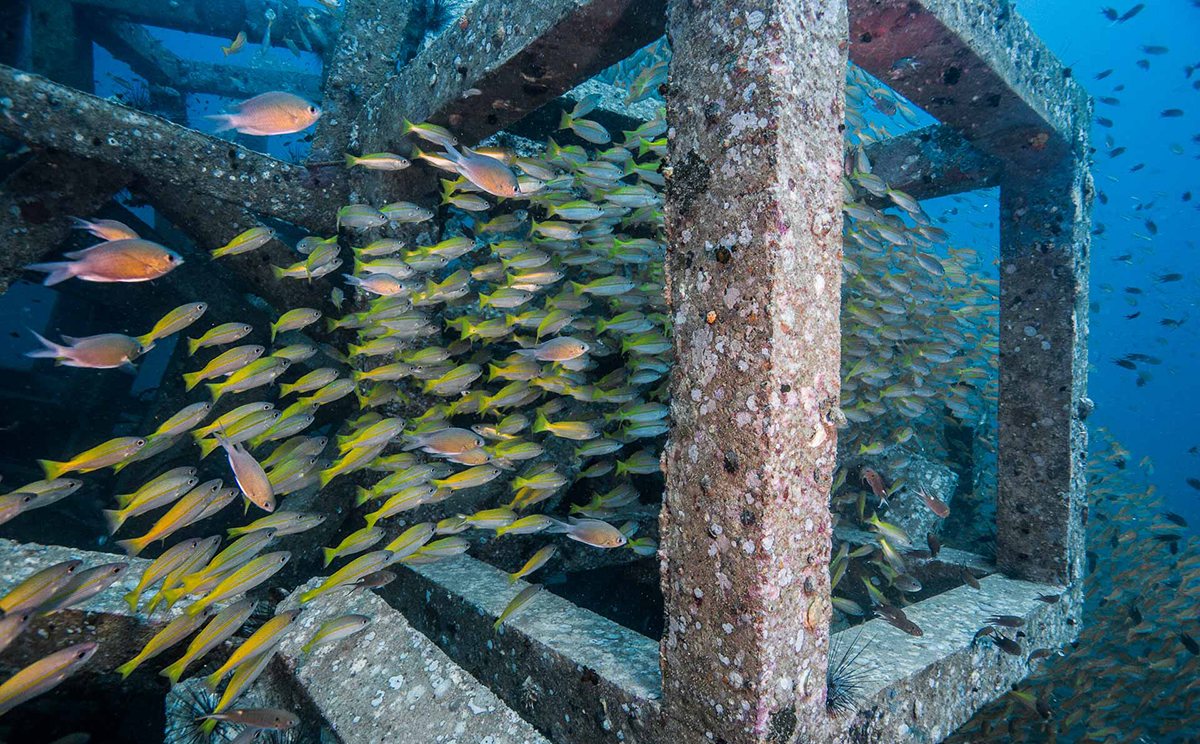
[996,159,1092,586]
[30,0,93,91]
[660,1,846,743]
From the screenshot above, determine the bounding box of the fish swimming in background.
[26,331,145,371]
[222,30,246,56]
[0,642,98,715]
[26,239,183,285]
[69,216,139,241]
[205,92,322,136]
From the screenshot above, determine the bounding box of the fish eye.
[135,439,146,446]
[309,106,317,113]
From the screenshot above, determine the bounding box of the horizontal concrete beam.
[834,574,1080,744]
[862,124,1002,202]
[505,78,662,146]
[74,0,334,53]
[384,554,664,744]
[846,0,1091,175]
[0,65,342,232]
[91,19,322,103]
[277,576,551,744]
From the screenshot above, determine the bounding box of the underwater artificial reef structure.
[0,0,1092,743]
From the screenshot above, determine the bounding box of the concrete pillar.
[996,160,1091,586]
[30,0,93,91]
[659,1,846,742]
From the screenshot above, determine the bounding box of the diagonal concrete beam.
[351,0,665,204]
[0,64,342,232]
[862,124,1002,202]
[90,19,322,103]
[308,0,417,163]
[660,1,846,742]
[845,0,1090,175]
[0,152,133,295]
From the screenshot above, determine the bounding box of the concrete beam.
[277,574,552,744]
[351,0,666,202]
[995,159,1091,586]
[74,0,336,53]
[0,64,342,232]
[862,124,1002,202]
[308,0,416,163]
[845,0,1091,176]
[0,152,132,295]
[659,1,846,742]
[834,575,1080,743]
[91,19,322,103]
[385,554,664,744]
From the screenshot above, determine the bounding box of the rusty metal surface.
[659,1,846,742]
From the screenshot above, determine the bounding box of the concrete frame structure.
[0,0,1090,742]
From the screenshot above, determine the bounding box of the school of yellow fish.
[1,36,1197,744]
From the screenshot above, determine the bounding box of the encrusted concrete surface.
[833,575,1081,744]
[0,64,343,230]
[660,0,846,742]
[996,160,1091,586]
[861,124,1002,203]
[277,575,551,744]
[846,0,1091,174]
[842,445,959,543]
[386,555,664,744]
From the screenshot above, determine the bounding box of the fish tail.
[207,383,224,403]
[507,571,519,585]
[68,216,93,231]
[204,113,237,132]
[199,719,217,736]
[318,468,337,489]
[478,292,491,308]
[344,153,358,168]
[186,337,201,356]
[558,109,573,130]
[182,371,202,391]
[270,323,279,342]
[102,508,126,535]
[279,382,295,398]
[117,537,146,557]
[401,117,415,135]
[322,547,337,568]
[115,657,141,680]
[184,600,206,617]
[161,659,185,684]
[25,261,76,286]
[570,281,585,295]
[38,459,69,480]
[615,461,628,476]
[532,412,550,434]
[270,264,288,280]
[144,592,164,614]
[353,487,373,506]
[350,370,365,383]
[25,328,65,360]
[203,670,223,692]
[123,589,141,613]
[487,363,502,381]
[133,332,156,348]
[197,438,219,460]
[363,512,379,531]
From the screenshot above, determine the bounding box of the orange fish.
[26,331,144,371]
[206,92,322,136]
[918,487,950,518]
[442,144,521,197]
[861,468,887,502]
[26,239,183,285]
[69,216,139,241]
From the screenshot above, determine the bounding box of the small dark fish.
[1118,4,1146,23]
[1128,605,1143,625]
[1155,272,1182,283]
[1028,648,1055,661]
[1095,68,1114,79]
[1096,116,1114,127]
[353,569,397,591]
[1098,96,1121,106]
[1124,287,1143,295]
[1161,109,1185,118]
[986,615,1024,628]
[1161,318,1188,328]
[1186,477,1200,490]
[1035,699,1052,721]
[1107,146,1127,158]
[1036,593,1061,604]
[874,604,908,622]
[973,625,996,642]
[1114,359,1137,370]
[1137,59,1150,71]
[1098,191,1109,204]
[927,533,941,558]
[1099,7,1118,21]
[1129,163,1144,172]
[992,635,1022,655]
[1152,533,1182,543]
[1163,511,1188,527]
[962,569,980,590]
[1125,312,1141,319]
[1140,45,1169,55]
[1181,632,1199,656]
[1184,191,1193,202]
[1145,220,1159,235]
